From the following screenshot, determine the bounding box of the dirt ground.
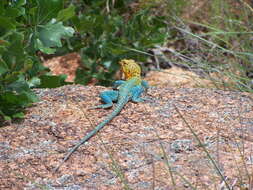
[1,84,252,189]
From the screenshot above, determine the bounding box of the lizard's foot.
[89,90,118,109]
[131,97,144,103]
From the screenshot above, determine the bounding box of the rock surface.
[0,85,252,189]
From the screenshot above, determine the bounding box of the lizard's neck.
[126,76,142,85]
[122,66,141,84]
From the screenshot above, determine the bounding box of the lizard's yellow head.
[119,59,141,82]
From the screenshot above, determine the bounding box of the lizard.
[54,59,149,172]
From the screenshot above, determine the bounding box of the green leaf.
[0,39,10,55]
[0,39,10,46]
[1,32,26,69]
[38,74,68,88]
[75,68,92,85]
[0,16,16,29]
[27,77,41,88]
[13,0,26,7]
[37,19,74,54]
[12,112,25,119]
[29,7,37,16]
[3,115,11,121]
[35,39,56,54]
[5,7,25,18]
[23,58,34,72]
[1,91,30,106]
[6,74,30,93]
[0,61,9,75]
[57,4,75,22]
[23,91,38,103]
[23,0,64,25]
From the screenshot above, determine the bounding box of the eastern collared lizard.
[54,59,149,171]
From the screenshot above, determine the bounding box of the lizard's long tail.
[54,97,128,172]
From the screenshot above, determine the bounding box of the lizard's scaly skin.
[54,60,147,171]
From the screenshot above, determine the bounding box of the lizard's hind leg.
[90,90,118,109]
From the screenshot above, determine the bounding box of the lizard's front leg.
[112,80,125,89]
[131,80,150,102]
[90,90,119,109]
[131,85,146,102]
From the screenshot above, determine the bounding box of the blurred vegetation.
[0,0,74,121]
[68,0,169,86]
[0,0,253,122]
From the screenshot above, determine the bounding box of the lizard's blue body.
[54,70,149,171]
